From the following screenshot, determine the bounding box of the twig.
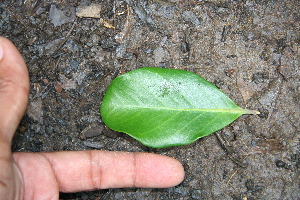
[215,132,247,168]
[226,168,239,188]
[55,17,78,52]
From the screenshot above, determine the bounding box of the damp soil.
[1,0,300,199]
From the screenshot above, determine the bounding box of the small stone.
[180,42,190,53]
[81,126,104,139]
[83,141,104,149]
[70,59,79,72]
[226,54,237,58]
[245,179,254,191]
[251,140,257,147]
[252,72,268,84]
[103,127,120,139]
[214,79,224,88]
[257,108,269,119]
[174,186,188,195]
[191,189,202,199]
[182,11,201,27]
[275,160,286,168]
[100,38,118,50]
[290,154,300,162]
[182,162,190,171]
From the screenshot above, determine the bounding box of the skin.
[0,36,185,200]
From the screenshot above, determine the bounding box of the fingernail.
[0,44,3,61]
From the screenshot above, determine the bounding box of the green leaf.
[100,67,258,148]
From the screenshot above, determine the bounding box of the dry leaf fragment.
[76,4,102,18]
[237,73,255,103]
[100,18,115,29]
[115,6,135,43]
[27,99,43,122]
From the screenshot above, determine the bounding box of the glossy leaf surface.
[100,67,257,148]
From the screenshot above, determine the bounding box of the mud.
[1,0,299,199]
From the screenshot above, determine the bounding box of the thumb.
[0,36,29,199]
[0,36,29,144]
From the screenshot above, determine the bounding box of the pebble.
[275,160,286,168]
[191,189,202,199]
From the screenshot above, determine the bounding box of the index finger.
[13,150,184,197]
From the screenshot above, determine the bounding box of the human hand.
[0,36,185,200]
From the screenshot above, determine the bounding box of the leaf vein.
[141,111,184,135]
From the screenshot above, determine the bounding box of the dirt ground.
[1,0,299,199]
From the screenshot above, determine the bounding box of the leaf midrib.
[112,105,253,114]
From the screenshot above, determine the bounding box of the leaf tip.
[243,109,260,115]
